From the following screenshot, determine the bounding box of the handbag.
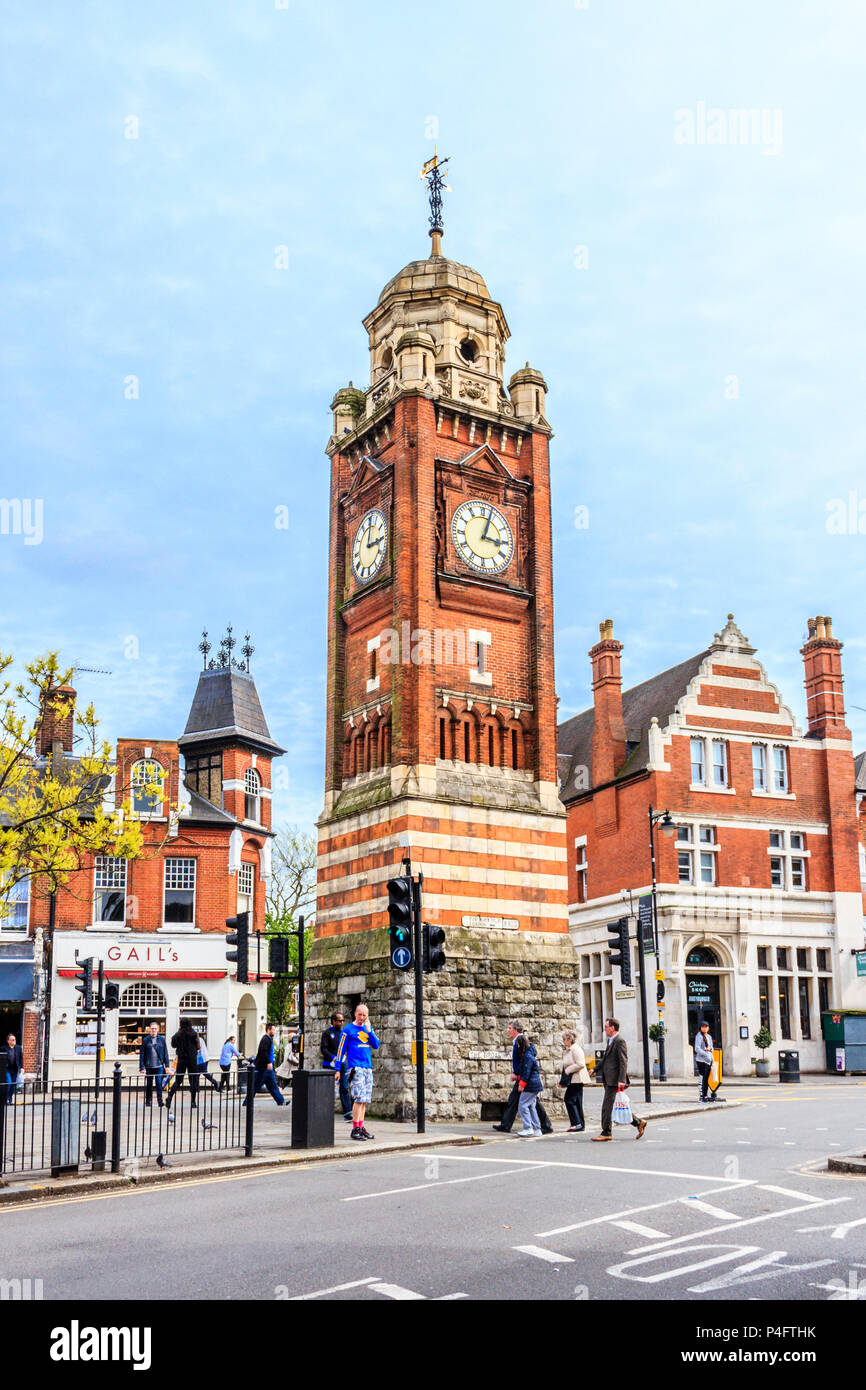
[558,1069,570,1087]
[612,1092,633,1125]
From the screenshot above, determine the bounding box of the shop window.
[798,977,812,1041]
[117,982,167,1058]
[244,767,261,822]
[93,856,127,924]
[778,977,792,1040]
[758,976,771,1032]
[75,1009,98,1056]
[164,858,196,924]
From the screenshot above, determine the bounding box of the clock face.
[451,499,514,575]
[351,508,388,583]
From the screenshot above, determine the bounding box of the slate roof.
[178,669,285,754]
[855,750,866,792]
[558,649,711,802]
[184,784,237,824]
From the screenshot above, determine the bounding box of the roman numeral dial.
[351,507,387,583]
[451,500,514,575]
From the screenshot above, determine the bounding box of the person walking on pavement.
[321,1010,353,1121]
[196,1036,220,1091]
[694,1020,714,1102]
[558,1028,590,1132]
[139,1023,169,1107]
[516,1034,544,1138]
[218,1036,241,1090]
[332,1002,379,1140]
[243,1023,286,1106]
[492,1022,554,1135]
[165,1017,201,1121]
[4,1034,23,1105]
[592,1017,646,1142]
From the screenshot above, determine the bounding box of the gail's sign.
[106,943,179,965]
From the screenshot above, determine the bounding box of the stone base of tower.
[307,925,580,1123]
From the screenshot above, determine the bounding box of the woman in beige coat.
[559,1029,591,1132]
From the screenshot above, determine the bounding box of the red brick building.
[0,636,284,1081]
[311,240,577,1119]
[558,614,866,1078]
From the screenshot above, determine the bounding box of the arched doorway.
[237,993,257,1059]
[685,945,723,1050]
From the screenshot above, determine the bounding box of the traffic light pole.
[632,914,652,1106]
[297,913,305,1071]
[411,870,425,1135]
[649,806,667,1082]
[94,960,104,1089]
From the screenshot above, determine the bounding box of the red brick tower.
[311,188,576,1119]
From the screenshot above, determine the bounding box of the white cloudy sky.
[2,0,865,829]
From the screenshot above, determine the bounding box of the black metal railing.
[0,1064,256,1179]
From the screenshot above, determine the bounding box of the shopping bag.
[612,1092,632,1125]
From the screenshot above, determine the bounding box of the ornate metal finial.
[241,633,254,672]
[420,149,450,256]
[199,629,211,669]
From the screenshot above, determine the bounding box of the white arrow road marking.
[343,1166,533,1200]
[797,1216,866,1239]
[612,1220,670,1239]
[624,1197,849,1255]
[687,1251,836,1293]
[680,1199,739,1221]
[536,1182,755,1239]
[368,1283,427,1300]
[514,1245,575,1264]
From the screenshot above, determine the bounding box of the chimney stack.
[590,619,626,783]
[37,684,76,757]
[801,615,848,738]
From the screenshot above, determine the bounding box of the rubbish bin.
[291,1070,335,1149]
[778,1050,800,1083]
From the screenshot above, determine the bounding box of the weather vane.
[420,149,451,256]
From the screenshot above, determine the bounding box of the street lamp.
[649,805,676,1081]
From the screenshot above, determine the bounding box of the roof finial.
[199,629,211,669]
[421,149,450,257]
[241,633,255,672]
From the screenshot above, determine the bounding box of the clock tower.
[311,161,577,1119]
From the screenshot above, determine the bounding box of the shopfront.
[49,932,268,1080]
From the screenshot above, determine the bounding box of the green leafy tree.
[0,653,147,912]
[265,825,316,1024]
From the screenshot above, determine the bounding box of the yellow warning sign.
[654,970,664,981]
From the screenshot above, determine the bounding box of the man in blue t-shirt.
[333,1004,380,1140]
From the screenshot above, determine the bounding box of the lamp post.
[648,805,676,1081]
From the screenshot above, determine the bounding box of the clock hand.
[480,509,496,543]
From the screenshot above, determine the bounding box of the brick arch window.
[131,758,165,815]
[456,712,478,764]
[437,708,454,761]
[481,716,501,768]
[179,990,209,1047]
[377,716,391,767]
[244,767,261,822]
[364,720,377,773]
[350,727,363,777]
[505,720,524,770]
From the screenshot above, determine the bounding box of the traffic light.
[606,917,632,987]
[74,956,93,1010]
[422,923,446,974]
[104,981,120,1010]
[225,911,250,984]
[387,876,413,970]
[268,936,290,975]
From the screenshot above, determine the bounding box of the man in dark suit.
[139,1023,169,1107]
[592,1017,646,1141]
[3,1034,23,1105]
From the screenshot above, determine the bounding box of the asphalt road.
[2,1082,864,1303]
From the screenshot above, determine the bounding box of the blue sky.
[2,0,865,830]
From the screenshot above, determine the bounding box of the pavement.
[0,1080,864,1302]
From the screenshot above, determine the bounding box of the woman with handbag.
[558,1029,590,1133]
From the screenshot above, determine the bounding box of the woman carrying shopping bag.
[558,1029,590,1132]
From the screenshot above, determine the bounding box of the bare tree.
[266,825,316,1023]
